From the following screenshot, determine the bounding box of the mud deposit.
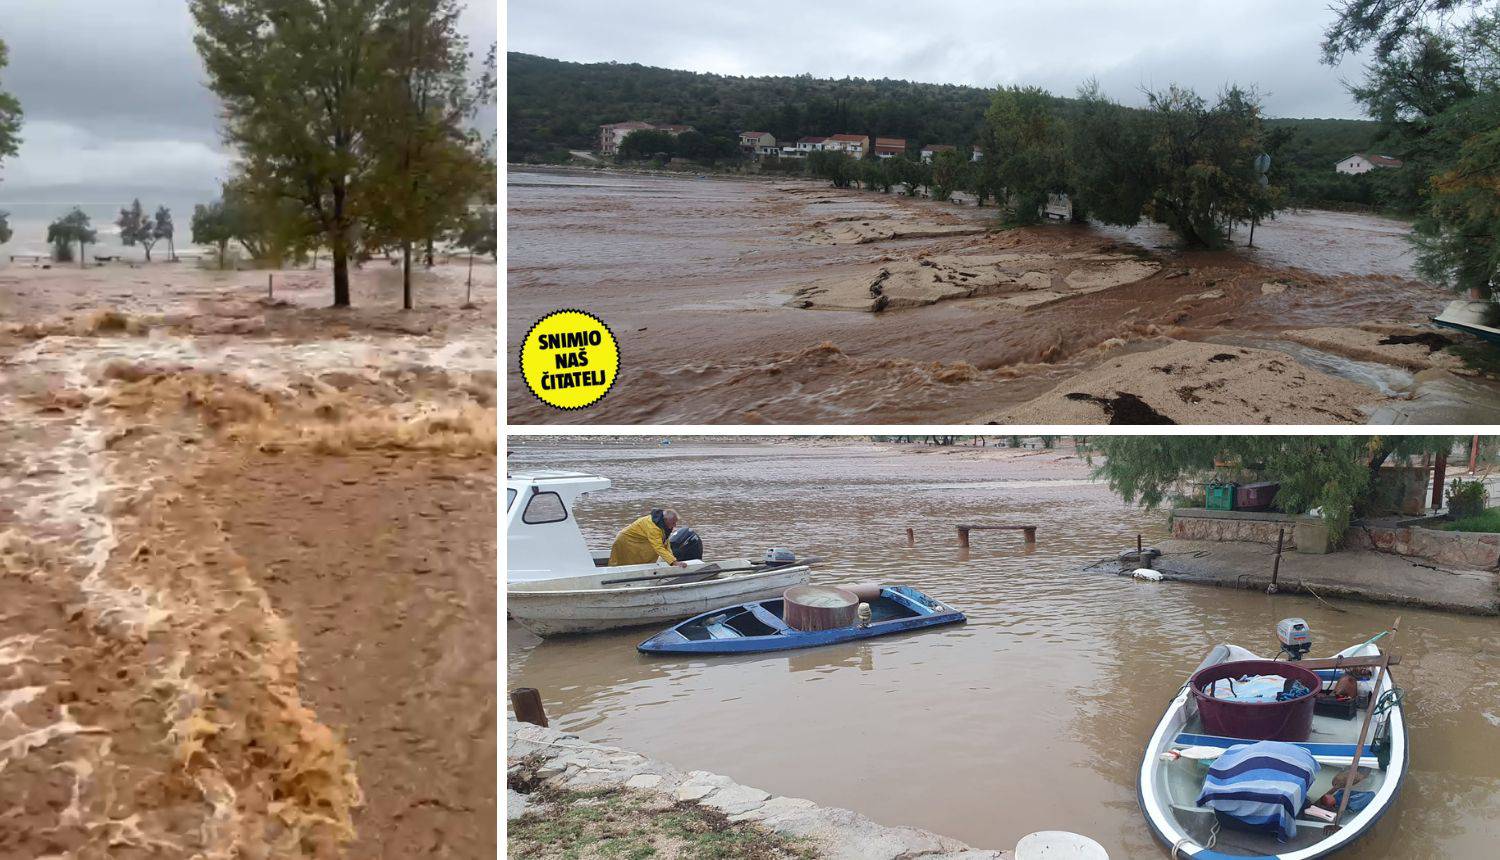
[508,440,1500,859]
[507,168,1499,424]
[0,261,497,857]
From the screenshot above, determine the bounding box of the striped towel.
[1196,741,1318,841]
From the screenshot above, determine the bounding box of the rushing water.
[506,441,1500,858]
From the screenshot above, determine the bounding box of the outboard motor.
[1277,617,1313,661]
[669,527,703,562]
[763,548,797,566]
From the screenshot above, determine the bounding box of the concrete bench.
[956,525,1037,547]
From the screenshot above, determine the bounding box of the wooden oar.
[1332,618,1400,828]
[600,556,823,587]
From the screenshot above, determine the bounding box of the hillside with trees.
[508,52,1406,212]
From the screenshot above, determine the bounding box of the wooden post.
[267,273,274,299]
[1470,435,1480,474]
[1023,526,1036,545]
[511,688,548,727]
[906,527,914,547]
[1432,449,1448,510]
[1268,528,1285,594]
[957,527,970,548]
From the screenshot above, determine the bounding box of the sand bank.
[990,340,1381,424]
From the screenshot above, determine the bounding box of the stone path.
[507,720,1011,859]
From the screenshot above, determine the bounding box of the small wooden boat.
[1139,627,1408,859]
[1432,299,1500,344]
[637,585,964,655]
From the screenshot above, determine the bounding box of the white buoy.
[1015,830,1109,859]
[1132,568,1163,582]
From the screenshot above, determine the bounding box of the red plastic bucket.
[1189,659,1320,742]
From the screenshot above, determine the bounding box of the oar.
[600,555,824,587]
[1332,618,1400,828]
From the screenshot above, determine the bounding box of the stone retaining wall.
[506,720,1009,860]
[1171,509,1299,547]
[1346,523,1500,569]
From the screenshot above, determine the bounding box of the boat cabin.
[507,471,620,582]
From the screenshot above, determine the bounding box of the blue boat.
[637,585,965,655]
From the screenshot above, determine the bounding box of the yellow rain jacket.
[609,514,677,566]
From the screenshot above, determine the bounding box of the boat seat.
[1174,733,1384,770]
[703,622,739,639]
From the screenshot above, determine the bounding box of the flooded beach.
[507,168,1499,424]
[0,260,498,857]
[506,440,1500,858]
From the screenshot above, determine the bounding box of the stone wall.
[1346,524,1500,569]
[1171,509,1299,547]
[507,720,1010,860]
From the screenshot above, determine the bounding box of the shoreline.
[508,719,1012,859]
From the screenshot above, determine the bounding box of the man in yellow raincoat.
[609,508,688,567]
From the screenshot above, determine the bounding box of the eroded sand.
[0,259,497,857]
[508,168,1495,424]
[989,340,1380,424]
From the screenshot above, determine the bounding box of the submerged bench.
[956,524,1037,547]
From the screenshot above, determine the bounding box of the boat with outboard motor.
[637,584,964,655]
[507,471,813,636]
[1139,619,1407,859]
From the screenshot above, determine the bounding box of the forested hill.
[508,52,1381,166]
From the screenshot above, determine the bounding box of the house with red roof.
[1335,153,1404,175]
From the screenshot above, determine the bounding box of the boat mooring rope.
[1170,820,1219,858]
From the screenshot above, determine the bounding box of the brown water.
[506,441,1500,858]
[506,168,1486,425]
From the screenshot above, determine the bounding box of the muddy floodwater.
[507,168,1500,425]
[506,441,1500,858]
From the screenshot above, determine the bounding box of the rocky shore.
[507,720,1010,859]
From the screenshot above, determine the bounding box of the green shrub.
[1445,478,1488,520]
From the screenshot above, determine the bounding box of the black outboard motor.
[670,527,703,561]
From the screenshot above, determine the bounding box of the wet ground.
[507,168,1500,424]
[0,260,497,857]
[506,440,1500,858]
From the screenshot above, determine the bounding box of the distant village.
[599,119,1404,177]
[598,121,980,164]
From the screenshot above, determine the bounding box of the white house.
[972,146,983,162]
[1335,153,1404,175]
[780,136,826,158]
[823,134,869,157]
[920,144,956,163]
[874,137,906,159]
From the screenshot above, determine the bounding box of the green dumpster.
[1206,482,1237,511]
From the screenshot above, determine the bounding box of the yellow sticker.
[519,309,620,410]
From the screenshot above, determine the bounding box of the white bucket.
[1015,830,1109,859]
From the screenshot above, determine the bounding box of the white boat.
[1432,299,1500,344]
[507,471,813,636]
[1139,623,1407,859]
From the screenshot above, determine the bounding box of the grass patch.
[1449,342,1500,378]
[508,787,816,860]
[1438,508,1500,533]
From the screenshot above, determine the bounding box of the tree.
[617,129,675,160]
[930,150,967,202]
[858,157,892,192]
[1091,436,1456,540]
[364,2,493,310]
[191,0,393,307]
[453,205,496,303]
[983,86,1068,224]
[1324,0,1500,295]
[807,149,855,188]
[154,205,176,261]
[191,199,236,269]
[0,38,20,245]
[46,208,96,266]
[1139,85,1280,248]
[116,199,160,261]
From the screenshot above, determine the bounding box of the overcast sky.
[0,0,497,204]
[508,0,1374,120]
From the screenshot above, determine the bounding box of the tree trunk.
[424,237,434,268]
[332,241,351,307]
[78,241,86,268]
[402,240,413,310]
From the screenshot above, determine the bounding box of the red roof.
[1366,154,1404,167]
[740,131,771,137]
[602,120,654,130]
[875,137,905,147]
[827,133,867,142]
[798,136,827,144]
